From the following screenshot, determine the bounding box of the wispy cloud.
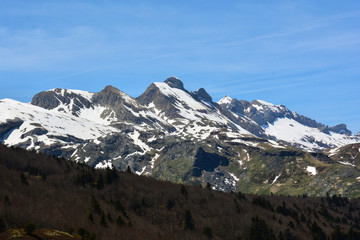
[229,81,313,95]
[221,24,325,47]
[41,52,182,83]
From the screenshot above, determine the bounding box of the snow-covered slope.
[46,89,118,125]
[264,117,360,151]
[0,98,119,151]
[218,95,233,105]
[32,86,172,132]
[218,95,360,151]
[137,78,252,140]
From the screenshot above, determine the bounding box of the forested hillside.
[1,145,360,239]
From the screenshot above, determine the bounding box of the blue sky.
[1,0,359,133]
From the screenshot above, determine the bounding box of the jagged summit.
[31,87,93,112]
[327,124,352,136]
[252,99,277,107]
[192,88,213,102]
[218,95,233,105]
[164,76,185,90]
[102,85,121,93]
[94,84,137,106]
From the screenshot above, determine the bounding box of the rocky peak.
[31,88,92,112]
[227,99,251,116]
[102,85,121,93]
[31,90,60,110]
[192,88,213,102]
[218,95,233,106]
[252,99,271,105]
[164,77,185,90]
[329,124,352,136]
[93,85,136,107]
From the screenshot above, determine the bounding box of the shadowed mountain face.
[192,148,229,177]
[191,88,213,102]
[1,77,360,195]
[164,76,185,90]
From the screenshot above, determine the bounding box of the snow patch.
[243,149,250,161]
[338,161,356,167]
[95,161,113,169]
[84,156,91,163]
[147,135,157,142]
[47,88,94,101]
[135,166,146,175]
[268,140,286,149]
[272,174,281,184]
[128,131,151,153]
[150,153,160,169]
[70,149,78,158]
[328,147,340,157]
[229,172,239,182]
[306,166,317,175]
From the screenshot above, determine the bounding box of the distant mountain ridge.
[218,96,352,135]
[1,76,360,195]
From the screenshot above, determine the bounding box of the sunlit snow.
[306,166,317,175]
[229,172,239,182]
[264,117,360,151]
[218,95,232,105]
[338,161,356,167]
[271,174,281,184]
[95,160,113,169]
[135,166,146,175]
[0,99,119,148]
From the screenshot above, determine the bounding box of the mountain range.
[1,77,360,196]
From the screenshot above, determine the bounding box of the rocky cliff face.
[31,88,93,116]
[1,77,360,196]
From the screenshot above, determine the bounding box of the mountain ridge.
[1,77,360,195]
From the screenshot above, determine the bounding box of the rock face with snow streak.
[31,88,93,116]
[218,96,359,151]
[191,88,213,103]
[1,76,360,195]
[137,78,250,135]
[327,143,360,169]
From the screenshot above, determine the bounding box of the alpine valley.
[1,77,360,197]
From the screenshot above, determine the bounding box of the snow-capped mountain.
[217,95,358,151]
[1,76,360,195]
[31,85,172,132]
[137,77,251,139]
[0,98,119,154]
